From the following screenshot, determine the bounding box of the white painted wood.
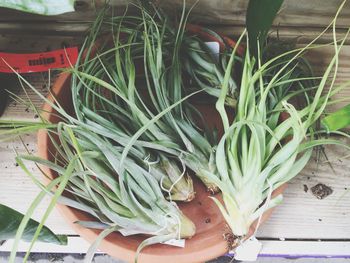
[2,237,350,258]
[257,145,350,239]
[0,236,91,253]
[258,240,350,257]
[0,134,76,235]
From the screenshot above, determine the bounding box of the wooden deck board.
[1,0,350,28]
[0,133,76,235]
[2,238,350,258]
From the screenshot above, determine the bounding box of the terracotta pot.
[37,25,285,263]
[185,24,245,56]
[37,72,286,263]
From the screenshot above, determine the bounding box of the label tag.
[162,239,185,248]
[204,41,220,62]
[233,236,262,261]
[0,47,79,73]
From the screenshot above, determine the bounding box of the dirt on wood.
[303,184,309,193]
[311,183,333,199]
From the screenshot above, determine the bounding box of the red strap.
[0,47,78,73]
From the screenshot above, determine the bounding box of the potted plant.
[1,1,350,263]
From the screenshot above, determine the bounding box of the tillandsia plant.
[12,123,195,262]
[205,3,350,242]
[0,72,197,263]
[109,2,243,193]
[64,2,240,193]
[0,91,196,262]
[128,3,222,192]
[181,24,242,108]
[67,8,197,202]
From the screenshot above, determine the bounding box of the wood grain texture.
[1,0,350,27]
[215,25,350,44]
[158,0,350,27]
[1,1,350,46]
[304,45,350,112]
[2,24,350,45]
[0,134,76,235]
[2,237,350,257]
[257,143,350,239]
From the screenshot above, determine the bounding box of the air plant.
[205,3,350,241]
[65,3,236,193]
[67,13,197,202]
[110,3,243,193]
[2,69,197,263]
[5,121,196,262]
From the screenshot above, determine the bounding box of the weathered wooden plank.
[0,132,76,235]
[2,24,350,45]
[304,45,350,112]
[0,236,91,253]
[0,22,89,36]
[1,17,350,52]
[239,240,350,257]
[0,74,76,235]
[162,0,350,28]
[215,26,350,45]
[1,0,350,47]
[2,236,350,258]
[0,35,81,58]
[1,0,350,28]
[257,142,350,239]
